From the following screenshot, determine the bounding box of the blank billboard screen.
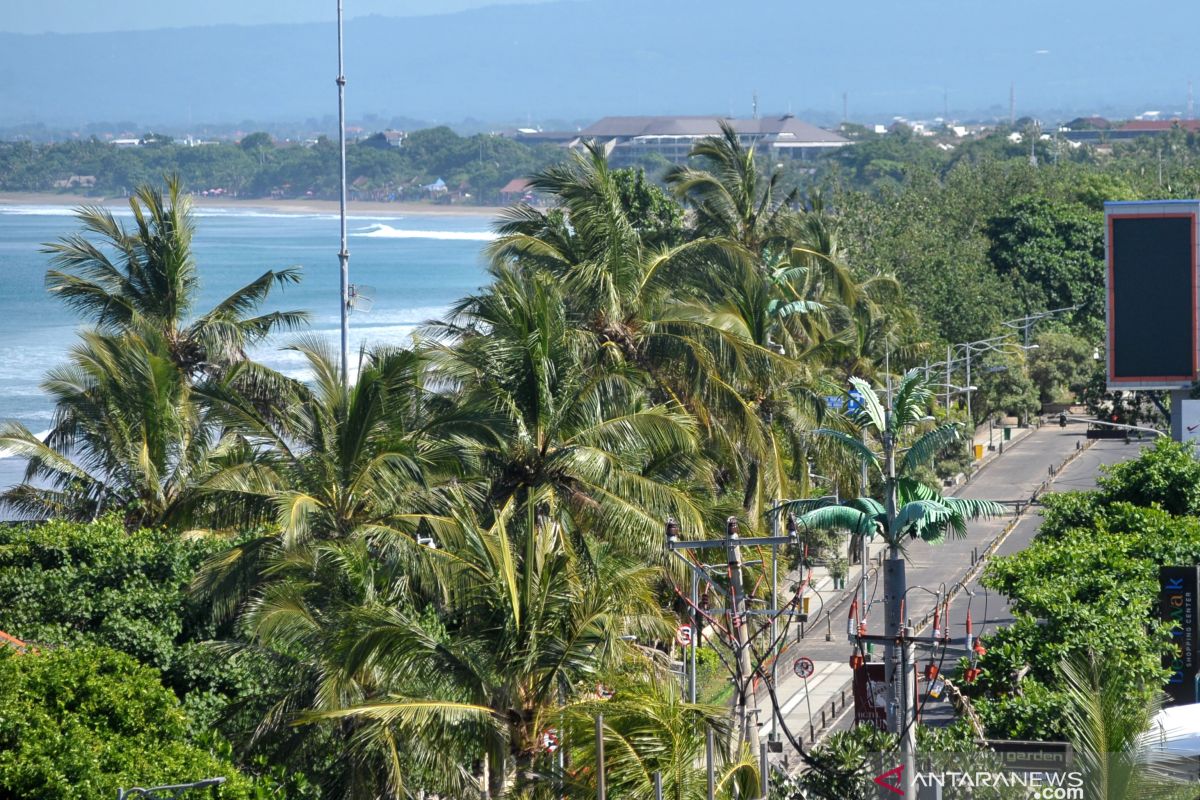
[1109,215,1196,383]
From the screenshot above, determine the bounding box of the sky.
[2,0,555,34]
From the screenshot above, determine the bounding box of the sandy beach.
[0,192,508,219]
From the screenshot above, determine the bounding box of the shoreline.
[0,192,508,219]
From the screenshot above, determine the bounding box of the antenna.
[347,284,375,315]
[336,0,350,384]
[1009,82,1015,126]
[752,90,758,120]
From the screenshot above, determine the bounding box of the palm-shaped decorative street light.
[783,370,1005,732]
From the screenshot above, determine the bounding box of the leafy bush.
[0,517,281,739]
[965,442,1200,740]
[1096,437,1200,516]
[0,646,254,800]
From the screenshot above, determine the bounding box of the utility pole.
[900,626,917,799]
[336,0,351,385]
[690,569,699,703]
[881,413,904,734]
[726,517,761,755]
[596,713,606,800]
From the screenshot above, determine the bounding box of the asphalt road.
[761,425,1151,750]
[823,435,1154,734]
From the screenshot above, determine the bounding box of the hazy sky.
[3,0,556,34]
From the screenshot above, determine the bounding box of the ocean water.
[0,203,495,492]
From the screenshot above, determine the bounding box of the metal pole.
[596,713,606,800]
[706,726,716,800]
[965,348,973,424]
[759,742,770,799]
[770,505,779,696]
[944,344,951,414]
[654,771,664,800]
[859,427,869,621]
[727,518,761,755]
[900,628,917,799]
[690,570,699,703]
[336,0,350,385]
[882,412,903,735]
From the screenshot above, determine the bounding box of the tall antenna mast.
[336,0,350,385]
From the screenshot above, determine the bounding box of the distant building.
[1061,117,1200,144]
[499,178,534,204]
[52,175,96,189]
[513,115,850,165]
[361,130,406,150]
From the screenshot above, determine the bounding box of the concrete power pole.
[726,517,762,755]
[900,628,917,798]
[881,413,905,735]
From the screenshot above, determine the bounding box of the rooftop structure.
[514,114,850,165]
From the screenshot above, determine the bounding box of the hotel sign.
[1160,566,1200,705]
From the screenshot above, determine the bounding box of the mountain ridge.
[2,0,1196,128]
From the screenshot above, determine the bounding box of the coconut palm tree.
[1060,653,1193,800]
[192,337,475,610]
[488,146,804,524]
[0,329,223,526]
[302,497,670,797]
[561,678,759,800]
[428,267,707,557]
[225,533,497,799]
[43,175,307,377]
[665,120,799,259]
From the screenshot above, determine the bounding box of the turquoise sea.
[0,202,495,493]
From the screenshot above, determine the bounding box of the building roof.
[576,115,848,143]
[500,178,532,194]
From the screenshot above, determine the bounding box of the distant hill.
[2,0,1196,128]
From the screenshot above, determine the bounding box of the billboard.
[1105,201,1200,390]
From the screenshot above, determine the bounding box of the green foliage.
[0,516,276,736]
[1096,438,1200,516]
[984,195,1105,325]
[970,443,1200,741]
[0,128,566,202]
[0,646,254,800]
[1028,329,1097,404]
[973,349,1040,423]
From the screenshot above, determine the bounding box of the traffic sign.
[793,656,815,679]
[847,389,864,413]
[596,683,614,700]
[676,624,694,647]
[542,729,560,753]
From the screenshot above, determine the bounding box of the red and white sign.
[542,729,560,753]
[596,683,614,700]
[793,656,815,679]
[676,624,694,647]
